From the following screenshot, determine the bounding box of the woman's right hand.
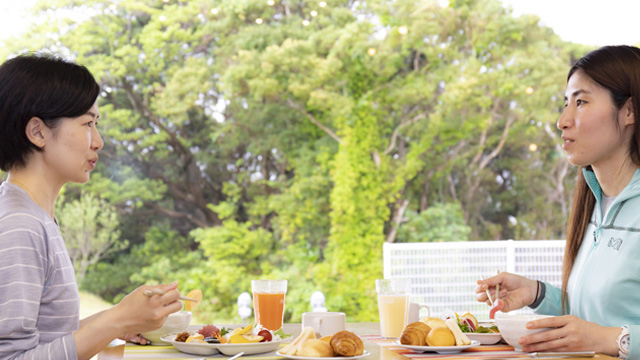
[474,272,538,312]
[108,281,183,337]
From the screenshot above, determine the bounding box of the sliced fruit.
[185,289,202,311]
[229,324,255,343]
[186,334,205,343]
[460,312,479,330]
[241,334,264,343]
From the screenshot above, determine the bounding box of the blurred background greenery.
[1,0,630,323]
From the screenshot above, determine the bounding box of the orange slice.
[185,289,202,311]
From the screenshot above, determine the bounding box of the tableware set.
[146,277,590,358]
[161,330,287,356]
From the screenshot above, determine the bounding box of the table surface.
[98,322,617,360]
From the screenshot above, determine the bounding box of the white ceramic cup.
[408,302,430,323]
[301,312,346,337]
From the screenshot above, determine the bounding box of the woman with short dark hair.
[0,54,182,360]
[476,45,640,358]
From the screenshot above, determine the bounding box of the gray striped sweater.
[0,182,79,360]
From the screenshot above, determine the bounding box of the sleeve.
[531,281,566,316]
[626,325,639,360]
[0,215,78,360]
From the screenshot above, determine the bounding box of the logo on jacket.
[607,237,623,251]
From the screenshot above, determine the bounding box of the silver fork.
[196,351,245,360]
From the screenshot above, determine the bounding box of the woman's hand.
[74,282,182,360]
[519,315,619,355]
[120,333,150,345]
[475,272,537,312]
[108,281,183,337]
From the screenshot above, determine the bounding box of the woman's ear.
[623,97,635,126]
[25,117,47,149]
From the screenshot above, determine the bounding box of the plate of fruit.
[162,324,291,356]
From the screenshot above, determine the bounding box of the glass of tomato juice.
[251,279,287,331]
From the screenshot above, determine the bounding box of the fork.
[196,351,245,360]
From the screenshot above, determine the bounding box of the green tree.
[396,202,471,243]
[57,193,128,283]
[0,0,588,321]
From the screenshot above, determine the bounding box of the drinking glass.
[376,278,411,338]
[251,279,287,330]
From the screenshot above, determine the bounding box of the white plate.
[217,339,286,355]
[275,350,371,359]
[464,333,502,345]
[160,334,288,356]
[161,334,220,356]
[394,340,480,354]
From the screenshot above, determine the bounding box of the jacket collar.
[582,167,640,219]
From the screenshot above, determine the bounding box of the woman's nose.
[92,127,104,151]
[557,107,572,130]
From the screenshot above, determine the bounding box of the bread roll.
[330,330,364,356]
[426,327,455,347]
[422,317,447,330]
[400,322,431,346]
[297,339,335,357]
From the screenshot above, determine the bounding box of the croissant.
[400,322,431,346]
[330,330,364,356]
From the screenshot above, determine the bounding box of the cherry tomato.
[257,329,272,342]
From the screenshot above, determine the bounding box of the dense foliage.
[0,0,592,322]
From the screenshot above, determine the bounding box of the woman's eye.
[86,121,94,127]
[576,99,585,106]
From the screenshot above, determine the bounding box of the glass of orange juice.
[251,279,287,330]
[376,278,411,338]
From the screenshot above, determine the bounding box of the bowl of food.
[494,313,553,351]
[142,311,192,345]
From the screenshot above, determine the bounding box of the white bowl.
[465,332,502,345]
[142,311,192,345]
[494,313,553,351]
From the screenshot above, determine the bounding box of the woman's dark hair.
[0,53,100,171]
[562,45,640,313]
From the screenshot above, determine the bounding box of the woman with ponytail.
[475,45,640,358]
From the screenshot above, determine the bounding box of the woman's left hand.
[520,315,619,355]
[120,333,149,345]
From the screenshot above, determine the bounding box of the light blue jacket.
[534,168,640,358]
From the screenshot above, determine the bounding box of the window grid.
[383,240,564,322]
